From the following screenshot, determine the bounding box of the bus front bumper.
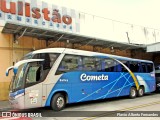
[9,93,25,109]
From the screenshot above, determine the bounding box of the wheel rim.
[57,97,64,108]
[131,88,136,97]
[139,88,143,96]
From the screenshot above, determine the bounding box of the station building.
[0,0,159,100]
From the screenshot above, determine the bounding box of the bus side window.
[49,54,59,67]
[101,60,106,72]
[42,53,51,70]
[120,60,128,72]
[103,59,116,72]
[95,57,102,72]
[56,55,80,74]
[116,62,122,72]
[41,53,60,81]
[137,63,141,72]
[129,61,139,72]
[77,58,83,70]
[82,57,96,71]
[146,63,153,73]
[141,63,147,73]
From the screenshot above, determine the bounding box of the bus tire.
[137,87,144,97]
[129,87,137,98]
[51,93,66,111]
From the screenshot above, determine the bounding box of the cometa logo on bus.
[80,73,109,81]
[0,0,72,25]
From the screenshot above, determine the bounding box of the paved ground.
[33,93,160,120]
[0,101,11,110]
[0,92,160,120]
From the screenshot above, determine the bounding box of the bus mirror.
[6,66,14,76]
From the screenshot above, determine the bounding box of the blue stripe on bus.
[10,89,25,97]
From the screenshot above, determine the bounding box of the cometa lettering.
[0,0,72,25]
[80,73,108,81]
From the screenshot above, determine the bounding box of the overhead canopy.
[2,22,145,50]
[147,42,160,52]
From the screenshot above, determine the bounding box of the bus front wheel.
[51,93,66,111]
[129,87,137,98]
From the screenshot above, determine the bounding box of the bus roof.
[31,48,153,63]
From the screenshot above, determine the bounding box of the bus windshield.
[10,53,60,91]
[11,64,26,92]
[21,52,33,60]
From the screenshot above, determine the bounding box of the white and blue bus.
[6,48,156,111]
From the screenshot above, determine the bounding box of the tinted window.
[146,63,153,73]
[129,61,140,72]
[56,55,81,74]
[101,59,117,72]
[32,53,59,68]
[120,60,128,72]
[141,63,147,73]
[95,58,102,72]
[49,54,60,67]
[82,57,96,71]
[115,62,121,72]
[57,55,102,74]
[56,55,154,74]
[128,62,153,73]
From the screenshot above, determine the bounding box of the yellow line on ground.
[82,100,160,120]
[119,101,160,111]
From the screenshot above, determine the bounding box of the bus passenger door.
[24,62,44,109]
